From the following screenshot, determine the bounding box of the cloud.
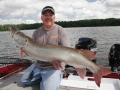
[106,0,120,7]
[0,0,120,25]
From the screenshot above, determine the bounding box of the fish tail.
[93,66,112,87]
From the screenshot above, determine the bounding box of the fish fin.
[76,68,86,79]
[93,66,112,87]
[79,49,97,60]
[61,62,66,70]
[20,48,24,59]
[51,60,63,70]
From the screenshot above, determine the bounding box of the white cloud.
[106,0,120,7]
[0,0,120,25]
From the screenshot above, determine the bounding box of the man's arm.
[57,28,71,70]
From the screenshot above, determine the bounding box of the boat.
[0,37,120,90]
[0,57,32,80]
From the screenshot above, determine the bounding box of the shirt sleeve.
[32,29,38,41]
[59,27,71,47]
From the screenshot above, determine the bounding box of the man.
[21,6,70,90]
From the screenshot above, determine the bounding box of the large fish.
[9,26,112,87]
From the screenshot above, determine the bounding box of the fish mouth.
[9,26,19,38]
[9,27,14,38]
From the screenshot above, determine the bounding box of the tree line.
[0,18,120,31]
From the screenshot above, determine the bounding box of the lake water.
[1,26,120,67]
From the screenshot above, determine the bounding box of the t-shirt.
[32,24,70,70]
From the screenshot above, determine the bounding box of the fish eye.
[16,31,19,34]
[25,39,27,42]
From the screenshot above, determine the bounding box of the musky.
[0,0,120,25]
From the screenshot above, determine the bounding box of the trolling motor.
[108,44,120,72]
[64,37,97,77]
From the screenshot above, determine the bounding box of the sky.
[0,0,120,25]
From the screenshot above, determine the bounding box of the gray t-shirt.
[32,24,70,70]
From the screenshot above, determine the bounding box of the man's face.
[41,10,55,27]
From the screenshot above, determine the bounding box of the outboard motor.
[75,37,97,63]
[108,44,120,72]
[64,37,97,77]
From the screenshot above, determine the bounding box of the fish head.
[9,26,28,48]
[9,26,20,37]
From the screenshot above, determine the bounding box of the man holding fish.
[9,6,112,90]
[21,6,71,90]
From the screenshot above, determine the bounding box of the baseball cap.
[41,6,55,15]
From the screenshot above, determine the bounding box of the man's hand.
[51,60,65,70]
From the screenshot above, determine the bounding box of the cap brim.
[42,8,55,15]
